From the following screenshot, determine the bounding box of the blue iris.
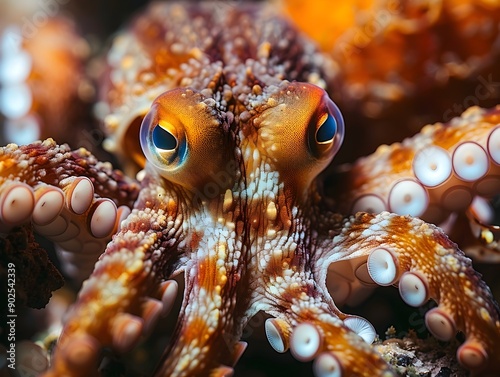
[316,114,337,143]
[152,125,177,150]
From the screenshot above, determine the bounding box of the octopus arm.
[41,167,184,376]
[0,140,140,270]
[259,229,396,376]
[264,295,396,376]
[153,258,248,377]
[316,211,500,374]
[0,139,139,206]
[154,226,250,376]
[329,106,500,257]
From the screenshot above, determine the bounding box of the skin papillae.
[0,2,499,377]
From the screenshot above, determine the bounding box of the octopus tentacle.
[0,139,139,232]
[252,204,393,376]
[0,139,139,205]
[330,106,500,256]
[321,211,500,374]
[154,252,247,376]
[0,140,139,266]
[41,168,183,376]
[264,282,396,376]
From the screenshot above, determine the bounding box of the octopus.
[1,1,500,376]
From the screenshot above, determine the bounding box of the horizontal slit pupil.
[152,125,177,150]
[316,114,336,143]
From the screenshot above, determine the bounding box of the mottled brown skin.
[1,2,500,377]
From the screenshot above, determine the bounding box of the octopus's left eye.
[307,95,344,160]
[315,113,337,144]
[152,125,177,151]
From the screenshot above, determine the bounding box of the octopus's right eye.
[253,82,344,192]
[152,125,177,151]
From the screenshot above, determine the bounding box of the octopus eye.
[139,88,230,190]
[315,113,337,144]
[139,106,186,170]
[152,125,177,151]
[255,82,345,191]
[308,96,344,160]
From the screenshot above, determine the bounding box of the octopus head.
[139,82,344,205]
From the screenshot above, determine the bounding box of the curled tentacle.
[253,204,394,376]
[329,106,500,259]
[288,318,390,377]
[259,243,395,376]
[0,140,139,227]
[41,168,183,377]
[317,211,500,374]
[0,139,140,279]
